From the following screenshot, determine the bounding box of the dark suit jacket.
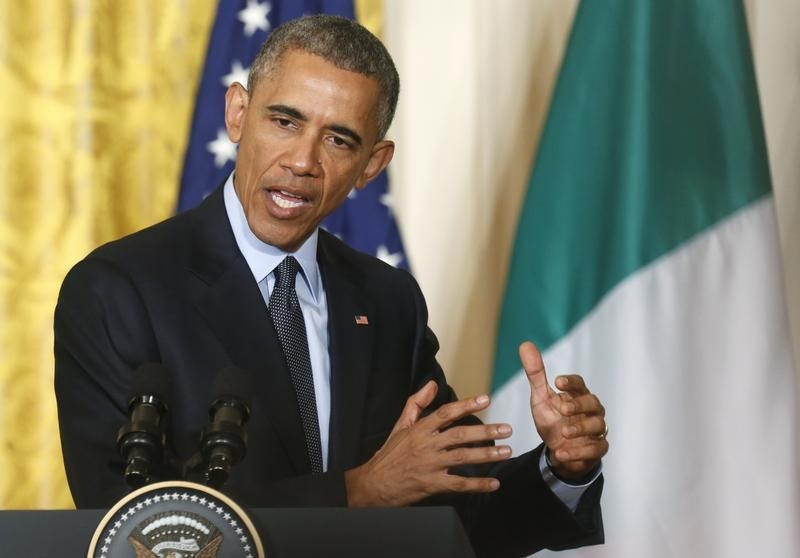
[54,186,603,557]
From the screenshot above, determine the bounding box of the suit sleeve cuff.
[539,448,602,513]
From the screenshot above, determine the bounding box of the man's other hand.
[345,381,513,507]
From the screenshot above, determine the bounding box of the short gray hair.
[247,14,400,140]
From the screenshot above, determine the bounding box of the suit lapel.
[185,187,310,474]
[318,232,375,472]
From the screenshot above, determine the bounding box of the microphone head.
[128,363,172,410]
[210,366,253,418]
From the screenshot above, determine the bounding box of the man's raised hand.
[521,341,608,480]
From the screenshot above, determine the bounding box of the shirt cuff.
[538,448,602,513]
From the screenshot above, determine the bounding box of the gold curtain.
[0,0,216,508]
[354,0,383,37]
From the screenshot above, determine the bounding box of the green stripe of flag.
[493,0,771,389]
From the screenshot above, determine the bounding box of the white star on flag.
[380,192,398,215]
[238,0,271,37]
[221,60,250,88]
[376,245,403,268]
[207,129,238,168]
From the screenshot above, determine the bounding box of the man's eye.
[329,136,350,148]
[275,118,294,127]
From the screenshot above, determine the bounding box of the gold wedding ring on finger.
[594,424,609,441]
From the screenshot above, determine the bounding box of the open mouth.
[269,189,308,209]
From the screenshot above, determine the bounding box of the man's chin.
[250,225,312,253]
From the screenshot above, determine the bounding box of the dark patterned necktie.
[268,256,323,473]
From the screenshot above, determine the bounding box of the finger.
[436,423,512,449]
[555,374,589,395]
[557,393,605,417]
[391,380,439,435]
[553,440,609,463]
[519,341,554,407]
[440,474,501,494]
[439,444,512,468]
[561,415,606,439]
[422,394,491,432]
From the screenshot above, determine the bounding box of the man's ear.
[354,140,395,190]
[224,82,249,143]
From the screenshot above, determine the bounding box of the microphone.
[201,367,252,488]
[116,363,172,489]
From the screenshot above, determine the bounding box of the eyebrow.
[268,104,305,121]
[267,104,363,147]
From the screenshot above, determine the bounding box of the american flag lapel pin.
[354,314,369,326]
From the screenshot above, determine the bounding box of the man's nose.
[281,134,321,176]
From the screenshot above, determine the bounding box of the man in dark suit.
[55,15,608,557]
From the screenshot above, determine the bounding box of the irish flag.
[488,1,800,556]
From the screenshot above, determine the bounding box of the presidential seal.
[87,481,264,558]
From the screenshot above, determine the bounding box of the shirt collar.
[223,174,321,301]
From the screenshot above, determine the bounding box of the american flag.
[178,0,408,271]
